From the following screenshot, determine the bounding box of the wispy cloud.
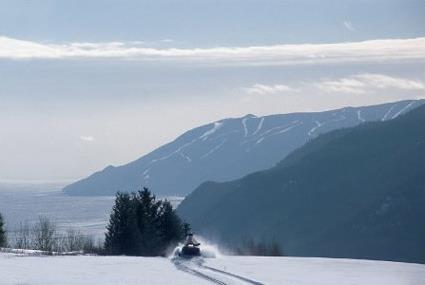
[242,74,425,97]
[1,36,424,65]
[243,83,298,95]
[343,21,355,32]
[80,136,95,142]
[317,74,425,94]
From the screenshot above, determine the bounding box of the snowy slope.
[63,100,423,196]
[0,252,209,285]
[204,256,425,285]
[1,252,424,285]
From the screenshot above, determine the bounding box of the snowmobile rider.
[185,233,200,246]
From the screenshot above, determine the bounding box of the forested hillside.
[178,104,425,263]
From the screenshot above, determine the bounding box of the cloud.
[80,136,95,142]
[243,83,298,95]
[343,21,355,32]
[317,74,425,94]
[242,74,425,96]
[0,36,424,66]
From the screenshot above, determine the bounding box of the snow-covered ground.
[0,252,207,285]
[204,256,425,285]
[1,251,423,285]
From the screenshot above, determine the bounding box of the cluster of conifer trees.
[104,187,189,256]
[0,212,6,247]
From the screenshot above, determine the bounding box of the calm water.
[0,182,184,240]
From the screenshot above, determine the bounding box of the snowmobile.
[179,233,201,257]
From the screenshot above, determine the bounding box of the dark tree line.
[104,187,189,256]
[234,238,283,256]
[0,212,6,247]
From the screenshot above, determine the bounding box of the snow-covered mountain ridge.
[63,100,423,196]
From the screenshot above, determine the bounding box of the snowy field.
[1,251,423,285]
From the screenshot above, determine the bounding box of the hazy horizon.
[1,0,424,182]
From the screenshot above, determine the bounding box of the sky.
[0,0,424,182]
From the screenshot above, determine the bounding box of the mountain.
[63,100,422,196]
[177,104,425,264]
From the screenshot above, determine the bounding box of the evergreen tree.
[0,211,7,247]
[105,193,139,255]
[135,187,161,256]
[181,222,191,237]
[269,241,283,256]
[0,212,6,247]
[104,187,188,256]
[157,201,184,254]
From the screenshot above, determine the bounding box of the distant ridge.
[63,100,423,196]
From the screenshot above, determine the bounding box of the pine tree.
[269,241,283,256]
[104,187,189,256]
[135,188,162,255]
[157,201,185,255]
[105,193,139,255]
[0,212,6,247]
[182,222,191,237]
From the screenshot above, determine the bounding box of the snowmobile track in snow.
[172,258,227,285]
[197,262,264,285]
[172,257,264,285]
